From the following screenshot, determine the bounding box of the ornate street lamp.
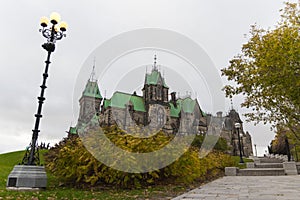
[20,12,68,166]
[7,12,67,189]
[235,122,244,164]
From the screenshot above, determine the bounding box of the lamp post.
[240,132,245,156]
[21,12,68,165]
[235,122,244,163]
[254,144,257,157]
[295,144,298,162]
[284,135,291,162]
[7,12,67,189]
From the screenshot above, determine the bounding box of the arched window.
[157,107,165,126]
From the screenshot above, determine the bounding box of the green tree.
[221,2,300,140]
[270,125,289,155]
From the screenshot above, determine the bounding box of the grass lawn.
[0,150,200,200]
[0,150,248,199]
[232,156,254,169]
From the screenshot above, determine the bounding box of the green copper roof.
[170,97,199,118]
[169,102,181,117]
[82,81,102,99]
[104,92,146,112]
[69,127,77,135]
[145,70,168,88]
[104,99,111,108]
[181,98,196,113]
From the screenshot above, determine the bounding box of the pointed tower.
[142,55,169,104]
[78,65,102,125]
[142,55,171,132]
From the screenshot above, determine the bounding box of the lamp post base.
[6,165,47,189]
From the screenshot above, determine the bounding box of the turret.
[142,55,169,104]
[78,66,102,125]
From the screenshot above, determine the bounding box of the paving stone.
[172,176,300,200]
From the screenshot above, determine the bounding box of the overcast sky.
[0,0,296,156]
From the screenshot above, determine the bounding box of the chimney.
[171,92,177,107]
[216,111,222,118]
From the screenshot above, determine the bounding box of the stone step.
[258,158,283,163]
[255,163,283,168]
[238,168,285,176]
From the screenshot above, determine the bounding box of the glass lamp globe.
[50,12,61,25]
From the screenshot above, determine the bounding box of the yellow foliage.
[45,127,235,188]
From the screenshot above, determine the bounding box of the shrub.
[45,126,235,188]
[191,135,229,153]
[213,137,230,152]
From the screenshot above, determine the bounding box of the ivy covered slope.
[45,126,235,189]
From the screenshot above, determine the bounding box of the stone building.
[76,57,207,136]
[73,56,253,157]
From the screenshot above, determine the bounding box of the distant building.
[207,110,253,157]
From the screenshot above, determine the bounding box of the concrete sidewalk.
[172,176,300,200]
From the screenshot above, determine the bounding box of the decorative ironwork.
[21,13,67,165]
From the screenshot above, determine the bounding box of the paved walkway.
[172,176,300,200]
